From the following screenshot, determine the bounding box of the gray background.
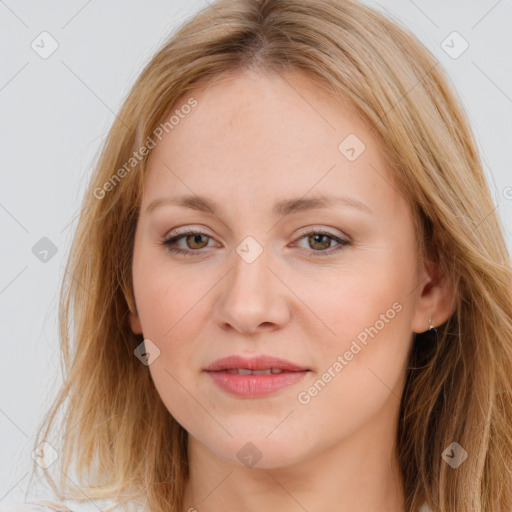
[1,0,511,507]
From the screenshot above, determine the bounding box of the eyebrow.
[145,193,374,217]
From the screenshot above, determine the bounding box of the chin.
[204,428,310,469]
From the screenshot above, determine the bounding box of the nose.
[212,242,292,335]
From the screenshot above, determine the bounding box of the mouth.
[203,355,311,397]
[204,354,310,373]
[220,368,296,375]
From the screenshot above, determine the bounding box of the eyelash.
[162,228,351,257]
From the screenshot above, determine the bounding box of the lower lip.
[205,370,309,397]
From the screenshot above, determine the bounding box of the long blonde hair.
[29,1,512,511]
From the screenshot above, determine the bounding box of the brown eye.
[184,233,209,249]
[293,228,352,257]
[308,233,333,251]
[163,230,214,255]
[162,228,351,258]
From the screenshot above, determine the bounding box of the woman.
[10,0,512,511]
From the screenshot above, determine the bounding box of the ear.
[129,308,143,335]
[411,259,456,333]
[125,285,143,335]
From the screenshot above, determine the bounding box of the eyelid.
[164,225,349,244]
[164,225,215,238]
[162,225,352,258]
[289,227,351,257]
[293,225,349,240]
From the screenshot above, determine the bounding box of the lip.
[203,355,311,398]
[204,355,310,372]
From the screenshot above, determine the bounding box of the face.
[129,68,444,469]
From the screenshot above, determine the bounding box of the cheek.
[292,258,413,403]
[291,265,407,354]
[293,304,411,444]
[148,360,210,444]
[132,251,216,342]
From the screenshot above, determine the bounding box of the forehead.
[142,68,403,218]
[164,68,365,155]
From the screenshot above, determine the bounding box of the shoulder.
[0,502,76,512]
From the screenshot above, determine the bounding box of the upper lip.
[204,355,310,372]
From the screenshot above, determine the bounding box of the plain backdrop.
[1,0,511,509]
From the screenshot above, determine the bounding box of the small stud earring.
[429,317,436,332]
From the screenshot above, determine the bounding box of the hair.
[27,1,512,511]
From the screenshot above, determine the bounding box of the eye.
[162,229,216,255]
[162,227,351,257]
[292,228,351,257]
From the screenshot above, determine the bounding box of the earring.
[428,317,437,332]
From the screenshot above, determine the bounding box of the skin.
[129,68,455,512]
